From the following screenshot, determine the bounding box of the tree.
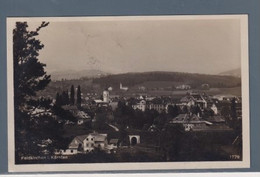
[13,22,52,158]
[221,105,231,119]
[77,85,82,107]
[92,113,107,130]
[61,90,69,105]
[14,22,50,109]
[55,92,62,106]
[70,85,75,105]
[159,124,184,161]
[230,98,237,120]
[168,105,179,117]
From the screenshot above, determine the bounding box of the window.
[86,138,89,141]
[91,143,94,147]
[91,138,93,141]
[71,150,73,153]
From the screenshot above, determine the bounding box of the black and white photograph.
[7,15,250,172]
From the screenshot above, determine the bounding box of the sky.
[25,16,242,75]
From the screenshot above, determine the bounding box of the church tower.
[103,90,109,103]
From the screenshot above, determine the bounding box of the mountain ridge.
[50,69,110,80]
[218,68,241,78]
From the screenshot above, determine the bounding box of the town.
[27,81,242,163]
[13,20,244,165]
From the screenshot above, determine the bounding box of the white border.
[7,15,250,172]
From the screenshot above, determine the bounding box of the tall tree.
[13,22,52,158]
[61,90,69,105]
[70,85,75,105]
[77,85,82,107]
[14,22,50,110]
[55,92,61,106]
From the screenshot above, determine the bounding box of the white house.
[103,90,109,103]
[132,100,146,112]
[120,83,128,91]
[176,84,191,90]
[63,133,108,154]
[94,90,110,106]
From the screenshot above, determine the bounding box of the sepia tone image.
[7,15,250,172]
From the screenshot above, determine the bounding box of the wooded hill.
[39,71,241,98]
[92,71,241,89]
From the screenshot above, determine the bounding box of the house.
[64,133,108,154]
[77,111,91,125]
[210,104,218,115]
[120,83,128,91]
[145,97,168,113]
[109,101,118,111]
[30,107,53,117]
[57,149,78,155]
[176,84,191,90]
[146,103,167,113]
[190,92,207,109]
[109,139,120,149]
[132,100,146,112]
[148,124,160,132]
[61,105,78,113]
[213,94,237,101]
[201,83,210,90]
[170,114,207,132]
[138,86,146,91]
[179,96,196,107]
[94,90,110,105]
[204,116,226,124]
[170,113,232,132]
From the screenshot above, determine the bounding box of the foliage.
[14,22,51,108]
[92,112,108,130]
[167,105,179,117]
[77,85,82,107]
[159,124,184,161]
[70,85,75,105]
[93,71,241,89]
[13,22,66,159]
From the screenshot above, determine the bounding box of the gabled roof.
[204,116,225,123]
[109,139,119,144]
[75,135,89,143]
[62,105,78,111]
[170,114,205,124]
[69,135,88,149]
[89,133,107,142]
[69,133,108,148]
[180,96,194,103]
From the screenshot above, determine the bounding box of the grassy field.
[198,87,241,96]
[133,87,241,97]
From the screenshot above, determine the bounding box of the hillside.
[38,71,241,98]
[219,68,241,78]
[50,69,110,80]
[92,71,241,89]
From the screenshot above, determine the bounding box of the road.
[107,123,119,131]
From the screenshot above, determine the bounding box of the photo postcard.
[7,15,250,172]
